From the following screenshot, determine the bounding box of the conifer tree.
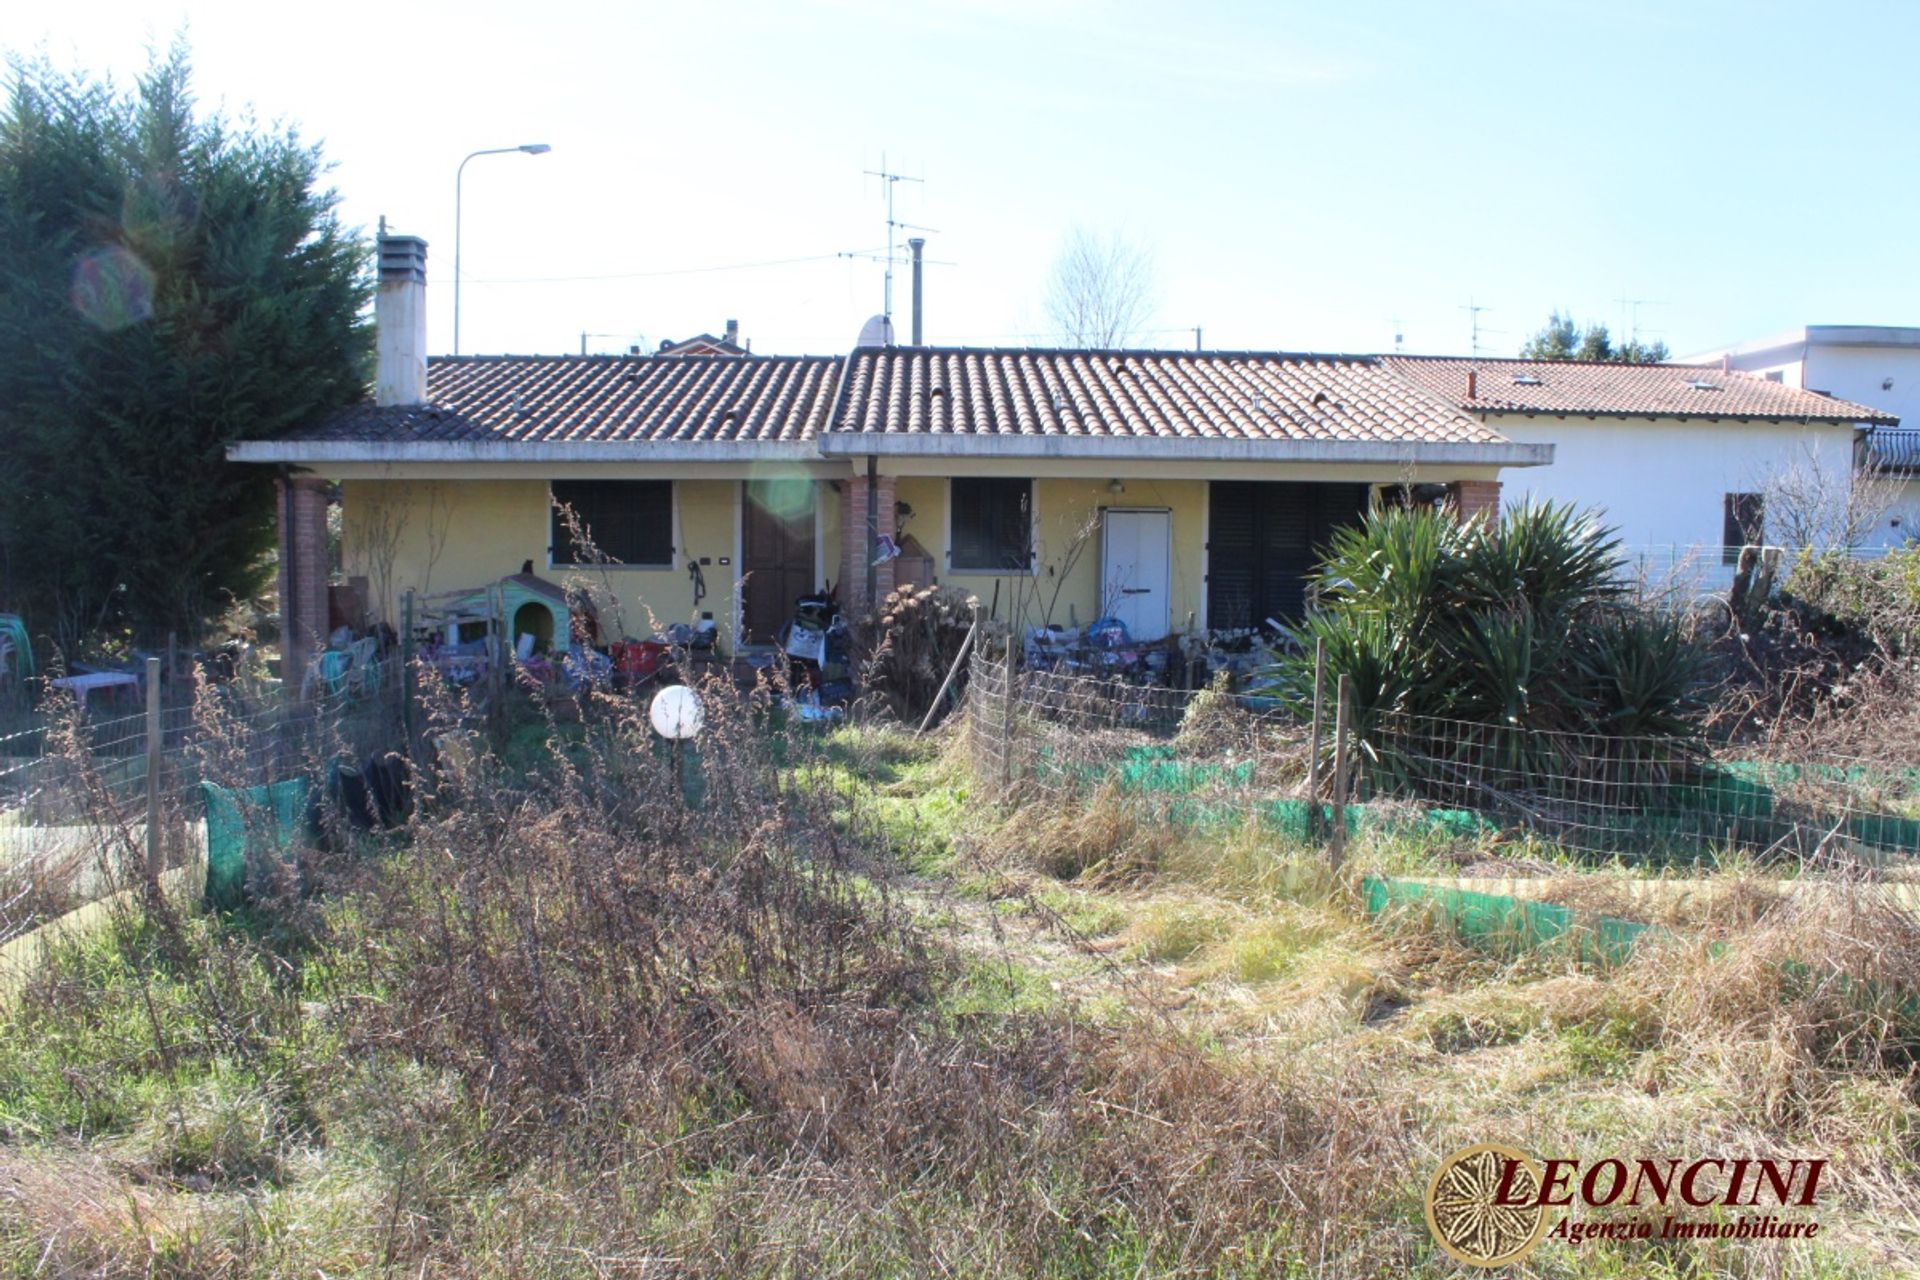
[0,44,370,655]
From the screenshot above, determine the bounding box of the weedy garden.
[3,506,1919,1277]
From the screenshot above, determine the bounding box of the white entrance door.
[1101,508,1172,641]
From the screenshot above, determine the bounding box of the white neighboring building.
[1681,326,1920,546]
[1383,355,1898,592]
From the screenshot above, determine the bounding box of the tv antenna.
[1460,299,1499,356]
[1617,296,1664,346]
[842,154,934,330]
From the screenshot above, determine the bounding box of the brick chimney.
[376,234,429,405]
[725,318,740,348]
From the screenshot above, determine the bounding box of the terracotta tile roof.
[1383,356,1899,424]
[835,348,1507,445]
[285,353,843,444]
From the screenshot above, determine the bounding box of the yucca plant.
[1263,501,1708,805]
[1569,607,1710,741]
[1454,501,1626,616]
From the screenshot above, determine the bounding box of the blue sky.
[11,1,1917,358]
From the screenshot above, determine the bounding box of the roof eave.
[1470,408,1898,426]
[815,433,1553,468]
[227,439,823,464]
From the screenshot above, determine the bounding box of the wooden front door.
[741,479,816,644]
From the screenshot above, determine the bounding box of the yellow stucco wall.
[342,478,741,647]
[339,471,1418,644]
[341,478,547,624]
[820,479,842,595]
[339,477,860,651]
[893,475,1211,633]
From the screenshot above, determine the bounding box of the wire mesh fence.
[965,648,1920,870]
[0,672,407,948]
[1368,711,1920,865]
[967,648,1320,839]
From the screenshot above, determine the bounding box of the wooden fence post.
[1329,673,1352,871]
[144,656,163,884]
[401,589,416,758]
[1001,630,1017,794]
[487,583,506,737]
[1306,637,1326,841]
[918,611,981,735]
[1183,610,1199,690]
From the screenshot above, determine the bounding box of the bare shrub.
[851,584,976,723]
[1758,442,1904,554]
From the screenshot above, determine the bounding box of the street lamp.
[453,143,551,356]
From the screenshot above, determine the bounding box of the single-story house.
[230,234,1554,675]
[1383,355,1898,588]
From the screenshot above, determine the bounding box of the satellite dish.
[649,685,705,740]
[856,314,895,348]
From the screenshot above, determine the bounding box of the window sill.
[549,562,676,572]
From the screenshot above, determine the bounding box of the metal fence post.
[1330,673,1352,871]
[1306,637,1326,841]
[144,656,162,883]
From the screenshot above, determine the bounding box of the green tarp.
[200,778,310,906]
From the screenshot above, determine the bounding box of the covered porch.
[831,441,1519,657]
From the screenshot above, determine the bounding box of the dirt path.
[892,870,1193,1023]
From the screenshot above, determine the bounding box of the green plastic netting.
[1363,875,1657,968]
[200,778,310,906]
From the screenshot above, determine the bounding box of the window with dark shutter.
[1722,492,1764,566]
[1207,481,1370,629]
[951,478,1032,572]
[550,480,674,567]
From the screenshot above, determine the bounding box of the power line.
[465,251,876,286]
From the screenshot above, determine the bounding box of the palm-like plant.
[1264,501,1707,803]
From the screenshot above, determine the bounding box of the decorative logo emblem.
[1425,1144,1551,1268]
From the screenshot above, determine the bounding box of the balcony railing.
[1865,426,1920,473]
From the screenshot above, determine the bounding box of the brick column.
[1448,479,1501,522]
[839,470,897,615]
[276,474,332,692]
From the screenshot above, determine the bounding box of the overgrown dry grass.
[963,739,1920,1276]
[0,678,1459,1278]
[7,660,1919,1276]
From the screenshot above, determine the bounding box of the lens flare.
[70,245,156,331]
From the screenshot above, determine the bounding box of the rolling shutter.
[1208,482,1369,629]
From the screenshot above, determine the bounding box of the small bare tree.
[418,481,454,595]
[1757,441,1904,553]
[1031,507,1104,631]
[352,482,411,628]
[1044,226,1157,348]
